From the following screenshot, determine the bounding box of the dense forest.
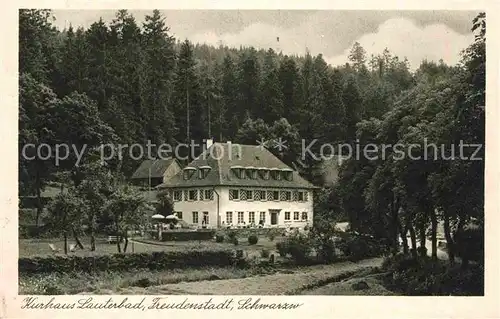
[19,9,485,262]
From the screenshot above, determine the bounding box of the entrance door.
[270,210,279,225]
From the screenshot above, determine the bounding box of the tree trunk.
[409,223,418,259]
[89,213,96,251]
[35,169,42,227]
[397,218,408,255]
[430,209,438,261]
[63,232,68,255]
[72,227,84,249]
[390,197,400,256]
[123,234,129,253]
[418,220,427,257]
[116,235,122,253]
[443,212,455,265]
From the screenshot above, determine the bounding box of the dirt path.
[118,257,384,295]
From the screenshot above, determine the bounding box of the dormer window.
[183,167,196,180]
[270,169,281,180]
[231,166,243,179]
[246,167,257,179]
[258,168,270,180]
[198,165,211,179]
[282,168,293,181]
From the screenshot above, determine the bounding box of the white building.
[158,141,318,229]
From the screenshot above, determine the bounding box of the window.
[202,212,209,224]
[305,191,309,201]
[259,169,270,180]
[294,212,300,220]
[198,167,210,179]
[204,189,214,200]
[231,168,241,179]
[246,190,253,200]
[271,170,281,180]
[188,189,198,201]
[239,169,246,179]
[285,191,291,201]
[250,169,257,179]
[298,191,305,201]
[175,212,183,219]
[285,211,291,221]
[293,191,299,201]
[269,191,279,201]
[199,189,204,200]
[229,189,239,200]
[226,212,233,224]
[246,169,253,179]
[249,212,255,224]
[192,211,199,224]
[301,212,308,221]
[183,168,195,180]
[184,190,189,201]
[284,171,293,181]
[259,212,266,223]
[237,212,244,223]
[173,190,182,201]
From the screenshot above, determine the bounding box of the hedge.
[19,249,238,275]
[149,229,215,241]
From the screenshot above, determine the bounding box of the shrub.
[19,250,236,275]
[260,249,270,258]
[232,238,239,246]
[248,234,258,245]
[285,233,312,264]
[268,233,275,241]
[337,233,385,261]
[150,229,215,241]
[381,254,484,296]
[276,241,288,257]
[215,234,224,243]
[226,231,237,242]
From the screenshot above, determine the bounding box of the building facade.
[159,141,317,228]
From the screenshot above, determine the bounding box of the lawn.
[19,235,283,258]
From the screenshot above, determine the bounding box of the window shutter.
[280,191,287,201]
[267,191,273,201]
[240,189,247,200]
[254,190,261,200]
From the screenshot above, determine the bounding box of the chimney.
[206,138,214,149]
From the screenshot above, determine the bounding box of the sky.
[51,10,479,69]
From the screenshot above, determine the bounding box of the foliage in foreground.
[19,249,239,275]
[19,266,255,295]
[381,253,484,296]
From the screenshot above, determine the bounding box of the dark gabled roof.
[131,158,176,179]
[159,143,318,189]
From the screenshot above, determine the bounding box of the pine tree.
[259,49,284,123]
[142,9,177,145]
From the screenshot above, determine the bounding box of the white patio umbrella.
[151,214,165,219]
[165,214,179,220]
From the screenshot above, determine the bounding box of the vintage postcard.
[1,1,499,318]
